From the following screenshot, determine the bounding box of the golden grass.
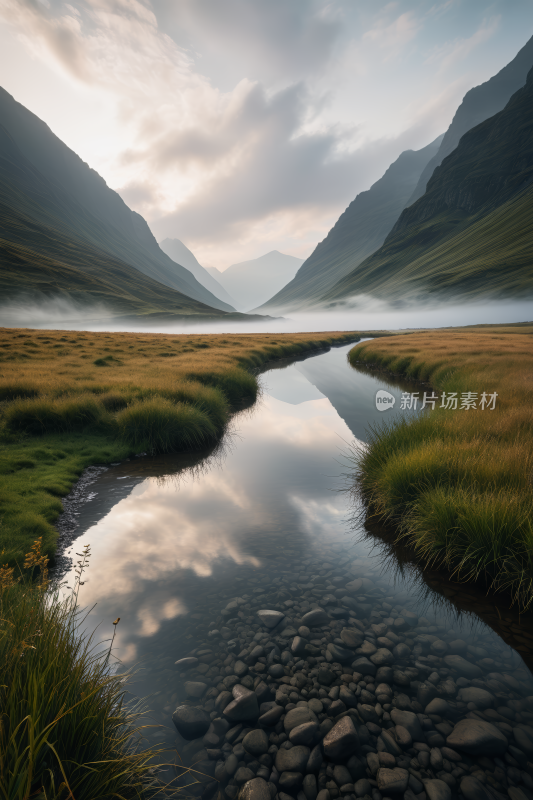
[348,328,533,606]
[0,326,358,565]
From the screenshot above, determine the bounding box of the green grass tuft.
[115,397,218,454]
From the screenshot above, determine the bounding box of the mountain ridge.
[258,136,443,312]
[319,68,533,305]
[407,33,533,205]
[0,87,233,313]
[159,238,236,308]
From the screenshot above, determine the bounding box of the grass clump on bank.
[0,540,162,798]
[348,326,533,607]
[0,327,358,565]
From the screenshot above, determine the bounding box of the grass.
[0,327,358,565]
[348,326,533,608]
[0,540,163,798]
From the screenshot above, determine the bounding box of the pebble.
[164,551,533,800]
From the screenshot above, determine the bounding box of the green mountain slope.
[258,136,442,312]
[0,87,233,313]
[320,69,533,305]
[0,125,237,319]
[408,33,533,205]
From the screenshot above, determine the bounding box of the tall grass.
[0,540,163,798]
[0,327,358,564]
[348,330,533,608]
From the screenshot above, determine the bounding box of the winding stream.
[60,343,533,798]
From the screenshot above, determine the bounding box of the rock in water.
[443,655,482,679]
[275,745,311,773]
[302,608,329,627]
[257,610,285,629]
[243,728,269,756]
[224,685,260,722]
[323,716,359,761]
[284,706,317,732]
[376,768,409,793]
[424,779,452,800]
[174,657,198,669]
[239,777,271,800]
[446,719,508,756]
[172,706,210,739]
[460,776,492,800]
[457,687,494,709]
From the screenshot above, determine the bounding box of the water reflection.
[57,342,532,785]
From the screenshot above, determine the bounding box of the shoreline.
[51,338,361,576]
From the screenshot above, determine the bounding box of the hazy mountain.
[0,121,242,319]
[259,136,443,313]
[408,34,533,205]
[320,68,533,305]
[159,238,236,309]
[0,87,233,313]
[214,251,304,311]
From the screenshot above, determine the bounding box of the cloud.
[425,15,501,73]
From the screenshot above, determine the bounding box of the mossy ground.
[0,327,358,566]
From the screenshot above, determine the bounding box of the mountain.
[258,136,443,312]
[0,87,234,313]
[158,238,236,308]
[0,123,245,319]
[319,68,533,305]
[214,251,304,311]
[408,34,533,205]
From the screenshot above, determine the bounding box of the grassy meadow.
[348,324,533,607]
[0,327,357,566]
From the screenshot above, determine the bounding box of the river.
[59,343,533,799]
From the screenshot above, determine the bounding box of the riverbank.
[0,328,359,566]
[347,326,533,609]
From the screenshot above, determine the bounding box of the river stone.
[340,628,364,648]
[457,687,494,709]
[390,709,424,742]
[275,745,310,773]
[460,776,492,800]
[302,608,329,628]
[239,778,271,800]
[351,657,376,676]
[426,698,450,716]
[291,636,307,657]
[355,779,372,797]
[185,681,207,698]
[284,706,317,732]
[513,728,533,757]
[243,729,269,756]
[235,767,255,785]
[290,721,320,746]
[257,610,285,629]
[339,686,358,708]
[268,664,285,679]
[346,578,374,593]
[307,744,323,773]
[317,667,335,686]
[327,643,354,663]
[172,706,210,740]
[175,657,198,669]
[258,705,284,727]
[376,768,409,793]
[424,779,451,800]
[446,719,508,756]
[370,648,393,667]
[323,716,359,761]
[224,685,260,722]
[303,774,318,800]
[279,772,303,790]
[443,655,482,679]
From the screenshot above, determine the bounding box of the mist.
[0,295,531,335]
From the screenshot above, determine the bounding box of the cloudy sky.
[1,0,533,270]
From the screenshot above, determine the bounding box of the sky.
[1,1,533,270]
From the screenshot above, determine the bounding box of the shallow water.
[60,344,533,796]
